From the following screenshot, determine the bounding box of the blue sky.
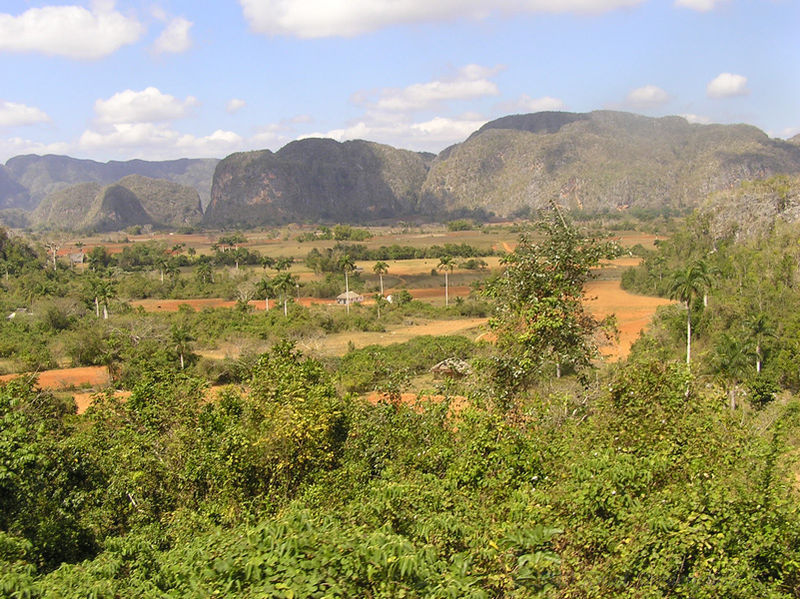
[0,0,797,162]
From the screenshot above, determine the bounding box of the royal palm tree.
[255,276,274,312]
[171,323,194,370]
[668,259,711,366]
[373,261,389,295]
[437,256,456,307]
[94,278,117,320]
[744,312,774,374]
[273,271,297,317]
[338,254,356,315]
[710,332,753,410]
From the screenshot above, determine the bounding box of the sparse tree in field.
[94,278,117,320]
[171,323,194,370]
[155,255,168,283]
[483,214,617,393]
[373,261,389,295]
[45,241,60,270]
[437,256,455,306]
[275,257,293,272]
[373,293,389,319]
[338,254,355,315]
[194,260,213,286]
[255,276,274,312]
[273,271,298,317]
[668,259,711,366]
[260,256,276,271]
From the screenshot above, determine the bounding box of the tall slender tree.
[668,259,712,366]
[273,272,297,317]
[437,256,455,306]
[338,254,356,315]
[373,261,389,296]
[255,276,274,312]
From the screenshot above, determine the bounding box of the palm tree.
[338,254,356,315]
[194,260,213,286]
[260,256,276,271]
[155,255,168,283]
[171,323,194,370]
[94,278,117,320]
[437,256,456,306]
[255,276,274,312]
[373,261,389,295]
[668,259,711,366]
[275,257,293,272]
[710,332,753,410]
[744,312,774,374]
[273,272,297,317]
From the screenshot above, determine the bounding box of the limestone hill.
[203,138,431,227]
[33,176,203,232]
[2,154,218,210]
[421,111,800,217]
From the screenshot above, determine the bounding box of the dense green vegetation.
[4,202,800,596]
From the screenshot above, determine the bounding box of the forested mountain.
[1,154,218,210]
[203,138,432,227]
[205,111,800,225]
[32,175,203,232]
[3,111,800,230]
[421,111,800,217]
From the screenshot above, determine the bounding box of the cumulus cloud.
[500,94,566,113]
[78,123,244,158]
[239,0,644,38]
[360,64,501,114]
[681,113,711,125]
[626,85,669,108]
[0,101,50,128]
[226,98,247,114]
[706,72,749,98]
[152,17,193,54]
[93,87,198,124]
[302,114,488,152]
[674,0,725,11]
[0,1,144,59]
[0,136,69,162]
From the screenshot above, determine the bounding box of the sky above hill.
[0,0,797,162]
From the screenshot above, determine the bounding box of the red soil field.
[0,366,110,389]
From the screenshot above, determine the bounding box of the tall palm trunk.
[345,271,350,315]
[686,301,691,365]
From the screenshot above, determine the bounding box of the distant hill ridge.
[207,110,800,225]
[33,175,203,232]
[3,110,800,230]
[1,154,218,211]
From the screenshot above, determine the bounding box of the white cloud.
[361,64,501,113]
[152,17,193,54]
[0,1,144,59]
[706,72,749,98]
[239,0,644,38]
[681,113,711,125]
[302,114,487,152]
[94,87,198,124]
[626,85,669,108]
[78,123,244,158]
[0,101,50,128]
[0,136,69,162]
[227,98,247,114]
[501,94,566,113]
[674,0,725,11]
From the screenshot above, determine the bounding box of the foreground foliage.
[2,346,800,597]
